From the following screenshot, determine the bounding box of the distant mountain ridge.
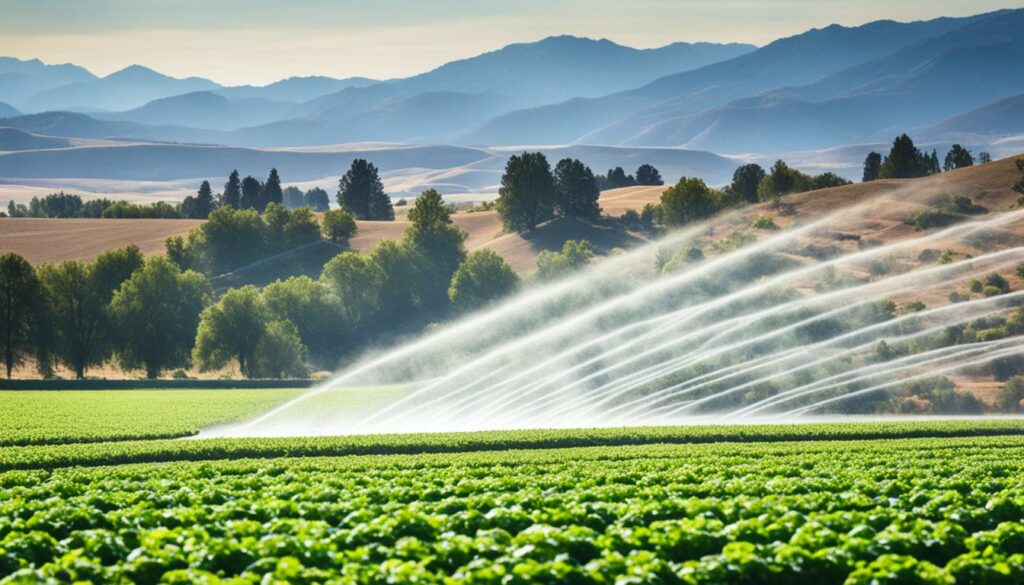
[0,57,95,107]
[94,91,298,131]
[22,65,221,112]
[462,12,993,146]
[2,11,1022,156]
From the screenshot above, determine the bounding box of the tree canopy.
[658,177,722,226]
[554,158,601,220]
[862,152,882,182]
[729,164,766,204]
[338,159,394,221]
[222,170,241,208]
[944,144,974,171]
[496,152,556,232]
[110,257,210,378]
[448,249,519,311]
[0,253,40,378]
[636,164,664,186]
[878,134,936,179]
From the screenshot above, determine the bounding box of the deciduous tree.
[110,257,210,378]
[0,253,40,378]
[449,249,519,311]
[193,286,268,378]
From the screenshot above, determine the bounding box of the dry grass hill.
[0,186,665,272]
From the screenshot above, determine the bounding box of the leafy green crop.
[0,390,305,447]
[3,437,1024,583]
[3,419,1024,472]
[5,389,1024,583]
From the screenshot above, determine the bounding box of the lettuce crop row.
[0,390,303,447]
[4,419,1024,472]
[3,437,1024,583]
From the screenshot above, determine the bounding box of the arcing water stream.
[206,188,1024,437]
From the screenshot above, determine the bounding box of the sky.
[0,0,1015,86]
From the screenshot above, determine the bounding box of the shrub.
[750,216,778,230]
[535,240,594,281]
[908,209,957,231]
[985,272,1011,294]
[322,209,358,245]
[998,377,1024,412]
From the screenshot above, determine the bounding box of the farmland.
[2,390,1024,582]
[4,430,1024,583]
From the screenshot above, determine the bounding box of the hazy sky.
[0,0,1014,86]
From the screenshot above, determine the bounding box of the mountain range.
[1,8,1024,189]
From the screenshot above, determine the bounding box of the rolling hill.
[0,127,69,151]
[0,186,664,274]
[0,111,217,143]
[96,91,298,131]
[0,101,19,117]
[5,154,1022,283]
[920,92,1024,143]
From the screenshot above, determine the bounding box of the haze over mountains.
[1,8,1023,200]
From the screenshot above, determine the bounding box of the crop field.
[3,390,1024,583]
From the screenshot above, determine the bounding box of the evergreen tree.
[222,170,242,208]
[183,180,214,219]
[929,149,941,175]
[262,168,283,211]
[197,180,214,217]
[0,253,41,378]
[729,164,766,203]
[944,144,975,171]
[607,167,635,188]
[337,159,393,220]
[282,186,304,209]
[978,151,992,164]
[635,164,664,186]
[304,188,330,212]
[240,176,262,210]
[862,152,882,182]
[878,134,930,179]
[553,158,601,220]
[496,152,556,232]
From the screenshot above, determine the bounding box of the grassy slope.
[0,187,667,273]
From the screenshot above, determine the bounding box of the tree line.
[638,159,851,229]
[861,134,992,182]
[1,159,396,221]
[0,190,534,380]
[494,154,664,232]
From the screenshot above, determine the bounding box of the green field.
[3,391,1024,583]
